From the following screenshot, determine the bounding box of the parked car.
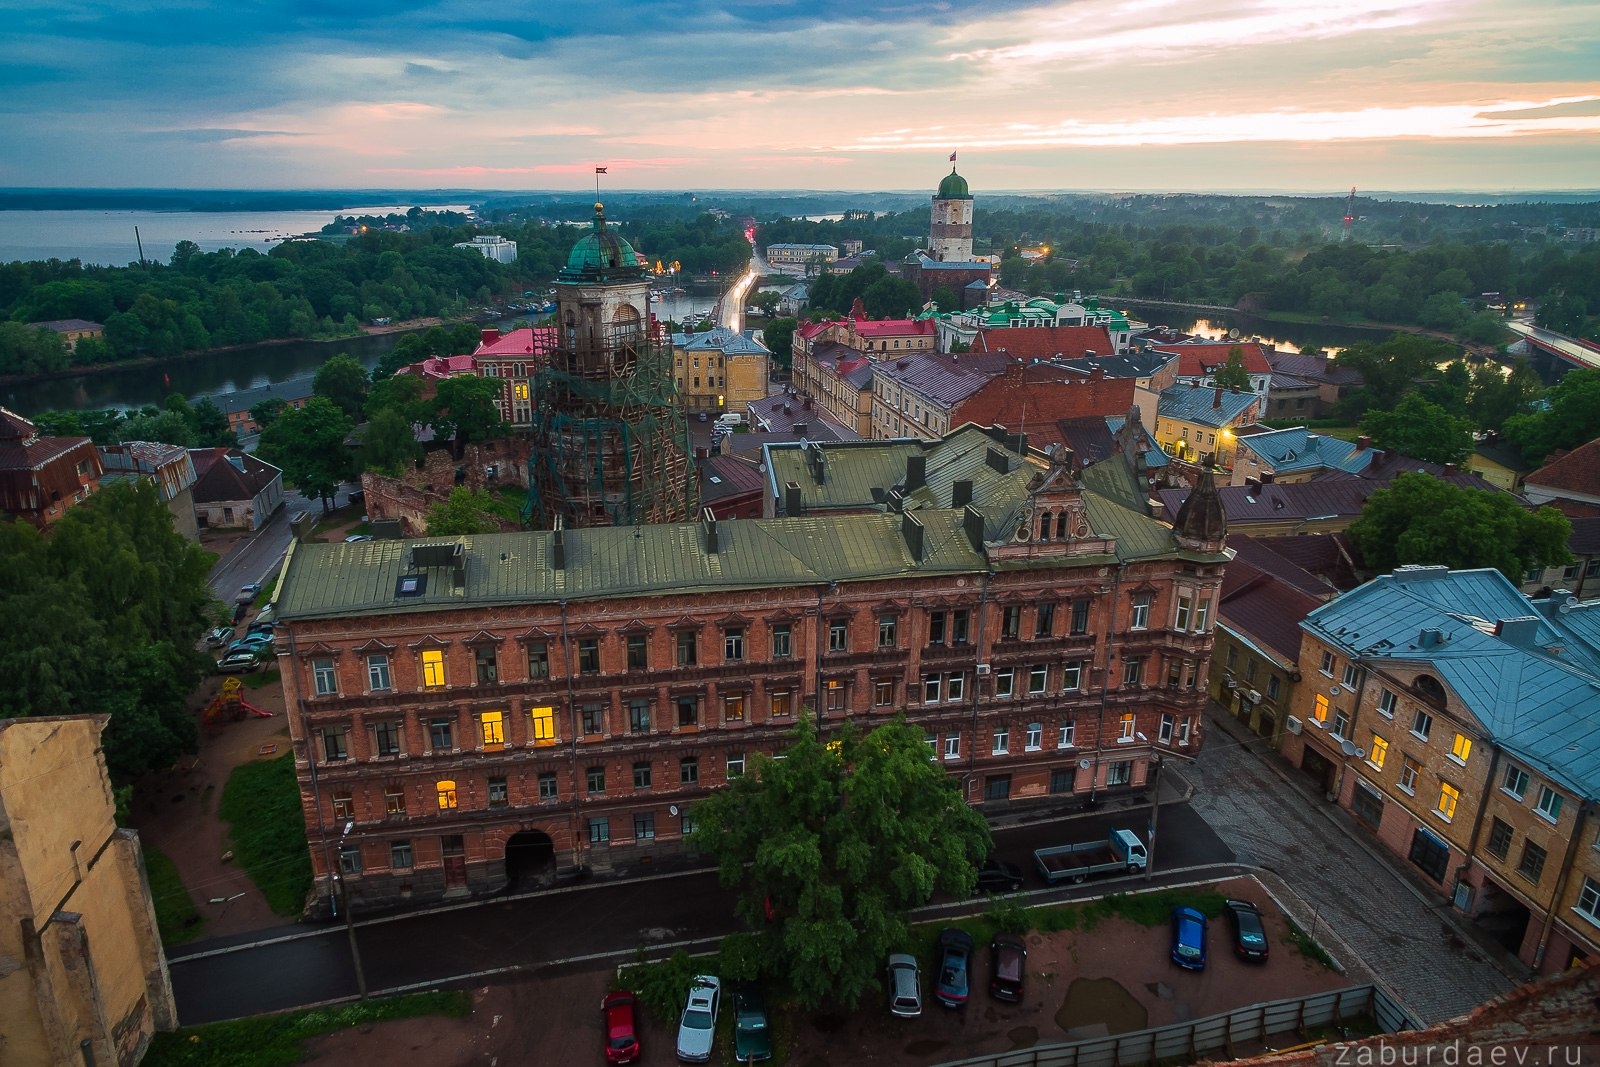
[344,534,372,543]
[675,974,721,1062]
[204,625,235,648]
[934,928,974,1007]
[886,953,922,1017]
[1224,898,1270,962]
[989,935,1027,1002]
[234,583,262,604]
[227,635,274,656]
[216,650,261,674]
[246,621,276,638]
[732,982,772,1062]
[1170,906,1209,971]
[231,603,250,624]
[976,858,1024,893]
[600,990,640,1064]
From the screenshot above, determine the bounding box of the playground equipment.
[201,677,273,732]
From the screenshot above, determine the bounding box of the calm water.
[0,205,473,267]
[1123,303,1398,356]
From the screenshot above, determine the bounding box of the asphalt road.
[204,485,357,603]
[168,802,1229,1025]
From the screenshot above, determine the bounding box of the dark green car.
[732,982,771,1063]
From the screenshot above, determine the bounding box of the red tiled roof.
[971,325,1113,361]
[473,327,556,356]
[1218,558,1323,663]
[853,318,935,339]
[1152,341,1274,377]
[1525,438,1600,500]
[398,353,479,379]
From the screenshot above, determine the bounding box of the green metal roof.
[560,203,642,281]
[937,168,971,200]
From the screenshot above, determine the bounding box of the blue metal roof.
[1156,383,1259,428]
[1237,427,1373,475]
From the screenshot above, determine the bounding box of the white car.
[675,974,721,1062]
[887,953,922,1017]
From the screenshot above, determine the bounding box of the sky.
[4,0,1599,194]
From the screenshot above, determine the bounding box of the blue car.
[934,928,974,1007]
[1170,906,1208,970]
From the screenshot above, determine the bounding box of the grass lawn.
[241,667,281,690]
[142,991,472,1067]
[218,752,312,917]
[143,843,204,946]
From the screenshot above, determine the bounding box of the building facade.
[1152,385,1262,471]
[271,429,1228,915]
[670,326,771,416]
[453,235,519,263]
[0,407,103,527]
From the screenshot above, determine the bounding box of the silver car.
[887,953,922,1017]
[675,974,721,1062]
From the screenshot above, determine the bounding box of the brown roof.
[970,324,1114,361]
[1218,558,1323,663]
[1225,533,1359,597]
[188,448,281,503]
[1525,438,1600,500]
[697,453,766,505]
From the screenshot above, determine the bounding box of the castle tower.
[929,162,974,263]
[525,203,694,528]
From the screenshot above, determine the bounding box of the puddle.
[1056,976,1149,1034]
[1008,1025,1039,1049]
[905,1039,949,1056]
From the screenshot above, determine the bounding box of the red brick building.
[0,407,102,526]
[271,428,1228,915]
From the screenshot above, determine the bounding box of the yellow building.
[1,715,176,1066]
[1152,384,1262,472]
[671,326,771,416]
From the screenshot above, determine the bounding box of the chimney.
[962,505,985,552]
[1084,350,1096,358]
[1355,435,1371,451]
[952,479,973,508]
[784,480,802,517]
[792,422,809,437]
[1245,477,1260,490]
[1259,471,1274,484]
[906,454,926,491]
[480,328,500,345]
[1417,627,1447,649]
[1443,462,1458,475]
[701,507,719,554]
[1495,616,1540,647]
[803,397,813,410]
[551,517,565,570]
[1212,385,1223,409]
[986,447,1010,474]
[901,511,925,561]
[807,445,827,485]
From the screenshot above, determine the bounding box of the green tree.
[312,353,369,419]
[430,376,509,459]
[1359,393,1474,465]
[1211,346,1252,392]
[929,286,961,312]
[256,396,355,512]
[861,275,922,320]
[250,397,289,430]
[689,716,991,1011]
[424,487,502,536]
[119,406,196,447]
[190,397,238,447]
[1503,368,1600,464]
[365,372,428,424]
[362,406,423,475]
[1349,472,1572,581]
[761,317,797,373]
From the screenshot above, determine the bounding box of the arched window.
[436,780,458,810]
[1038,511,1051,540]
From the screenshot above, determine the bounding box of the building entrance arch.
[504,828,556,888]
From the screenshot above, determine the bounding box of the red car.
[601,990,640,1064]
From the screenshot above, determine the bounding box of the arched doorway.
[504,829,555,889]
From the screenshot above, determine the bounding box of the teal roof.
[1157,383,1258,429]
[1238,427,1373,476]
[560,203,642,282]
[937,168,971,200]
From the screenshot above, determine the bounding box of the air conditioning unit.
[1248,689,1262,704]
[1225,678,1238,689]
[1285,715,1303,735]
[975,663,991,676]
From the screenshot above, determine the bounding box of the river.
[1121,302,1398,356]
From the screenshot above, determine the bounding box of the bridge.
[1506,320,1600,377]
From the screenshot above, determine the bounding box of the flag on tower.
[596,166,608,174]
[949,151,957,162]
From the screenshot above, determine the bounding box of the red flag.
[949,151,957,162]
[595,166,608,174]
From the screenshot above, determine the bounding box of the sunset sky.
[4,0,1598,193]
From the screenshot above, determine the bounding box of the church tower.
[525,203,693,528]
[929,161,974,262]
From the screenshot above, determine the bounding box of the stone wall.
[362,438,537,537]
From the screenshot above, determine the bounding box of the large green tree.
[690,717,991,1011]
[1211,346,1252,392]
[312,353,369,419]
[761,317,797,373]
[430,376,509,459]
[1503,368,1600,464]
[361,406,423,475]
[425,487,502,536]
[1359,393,1475,465]
[1349,472,1572,581]
[256,395,355,511]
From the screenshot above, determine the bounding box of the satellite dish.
[1078,758,1092,770]
[1338,738,1362,759]
[669,804,680,816]
[1329,685,1342,696]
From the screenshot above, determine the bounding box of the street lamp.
[1139,734,1199,882]
[335,820,369,999]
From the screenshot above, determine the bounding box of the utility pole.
[1144,745,1199,882]
[337,821,369,999]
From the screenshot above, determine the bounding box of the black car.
[976,859,1024,893]
[1224,898,1270,962]
[989,934,1026,1002]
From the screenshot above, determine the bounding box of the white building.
[453,234,519,264]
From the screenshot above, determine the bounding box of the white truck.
[1033,828,1147,885]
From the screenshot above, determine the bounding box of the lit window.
[770,690,793,717]
[874,679,896,707]
[421,648,446,688]
[436,780,458,810]
[1313,694,1330,723]
[724,693,746,722]
[529,706,556,745]
[1437,782,1459,821]
[1369,735,1388,769]
[1450,733,1472,763]
[1119,712,1135,741]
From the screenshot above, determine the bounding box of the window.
[1537,786,1565,822]
[589,817,610,844]
[770,690,793,717]
[1486,818,1513,861]
[947,673,965,701]
[1035,603,1056,637]
[984,775,1012,802]
[1398,756,1420,794]
[1175,596,1192,631]
[1159,714,1175,744]
[677,697,699,728]
[676,630,698,666]
[829,621,848,652]
[952,610,970,644]
[527,642,550,678]
[1313,694,1330,724]
[680,757,699,785]
[624,699,651,735]
[1377,689,1396,717]
[1578,877,1600,922]
[436,779,458,810]
[390,840,413,869]
[586,766,606,794]
[1411,709,1433,740]
[923,673,942,704]
[1129,595,1150,631]
[1029,665,1048,694]
[1122,656,1145,687]
[944,734,960,760]
[488,776,508,807]
[727,753,746,779]
[1050,767,1074,794]
[626,634,648,670]
[475,645,498,684]
[1332,707,1351,739]
[1369,734,1389,770]
[993,726,1010,754]
[1107,761,1133,786]
[1352,784,1384,828]
[633,761,653,789]
[366,654,392,691]
[877,615,897,649]
[928,612,946,645]
[538,773,557,800]
[373,720,401,757]
[724,628,745,661]
[1058,720,1076,748]
[1437,782,1460,821]
[1001,605,1021,639]
[1342,663,1361,688]
[1408,827,1450,882]
[339,846,362,875]
[1070,598,1090,635]
[313,658,338,696]
[1319,650,1335,676]
[581,704,605,735]
[1026,722,1042,751]
[771,624,792,658]
[874,678,896,706]
[321,726,349,762]
[479,710,504,750]
[1267,675,1280,701]
[421,648,446,688]
[1119,712,1135,741]
[529,706,556,745]
[332,791,354,819]
[1226,644,1238,670]
[994,667,1014,698]
[634,812,656,840]
[1503,765,1529,799]
[1450,733,1473,763]
[1194,597,1210,633]
[384,786,406,815]
[578,638,600,674]
[724,692,746,722]
[824,678,847,712]
[1518,841,1547,884]
[1062,660,1084,692]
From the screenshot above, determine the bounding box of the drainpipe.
[964,572,992,806]
[813,583,828,735]
[559,600,583,873]
[1092,564,1126,805]
[1331,662,1372,801]
[1456,746,1503,914]
[1533,799,1592,971]
[286,625,337,917]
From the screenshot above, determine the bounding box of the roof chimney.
[701,507,719,554]
[1495,616,1539,647]
[906,454,926,491]
[986,447,1010,474]
[480,328,500,345]
[783,480,802,517]
[551,516,566,570]
[1259,471,1274,484]
[901,511,925,561]
[1356,435,1370,451]
[952,479,973,508]
[1213,385,1223,409]
[962,505,985,551]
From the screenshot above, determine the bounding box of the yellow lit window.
[1369,735,1388,769]
[514,382,529,400]
[529,706,556,746]
[436,779,458,810]
[480,710,504,749]
[421,649,446,688]
[1438,782,1459,820]
[1313,694,1329,723]
[1451,733,1472,762]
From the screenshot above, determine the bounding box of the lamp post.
[1140,737,1199,883]
[336,820,369,999]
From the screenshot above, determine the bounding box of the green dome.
[560,202,643,281]
[937,168,971,200]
